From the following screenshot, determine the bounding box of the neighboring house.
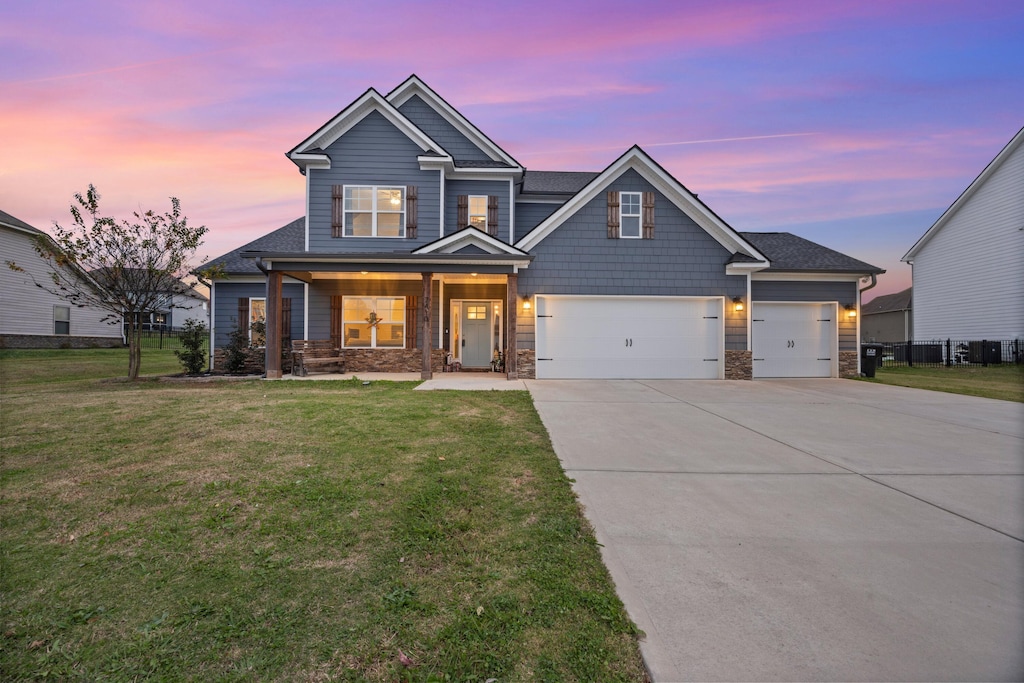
[902,126,1024,342]
[90,268,210,333]
[208,76,883,380]
[861,287,912,342]
[0,209,123,348]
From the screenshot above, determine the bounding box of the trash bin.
[861,343,884,378]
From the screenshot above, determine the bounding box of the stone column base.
[725,350,753,380]
[839,350,859,378]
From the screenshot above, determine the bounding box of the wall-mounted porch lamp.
[732,296,744,312]
[522,296,532,311]
[845,304,858,318]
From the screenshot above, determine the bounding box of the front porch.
[245,245,533,381]
[280,370,528,390]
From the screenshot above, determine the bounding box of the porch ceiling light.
[360,270,368,275]
[732,296,744,312]
[471,272,478,277]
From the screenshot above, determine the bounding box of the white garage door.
[535,295,723,379]
[752,302,837,378]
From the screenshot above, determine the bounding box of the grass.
[856,363,1024,402]
[0,349,647,682]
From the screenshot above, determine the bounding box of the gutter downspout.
[857,274,878,375]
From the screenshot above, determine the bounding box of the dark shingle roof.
[0,209,43,234]
[740,232,884,274]
[453,159,515,168]
[208,218,305,275]
[863,287,911,314]
[521,170,600,194]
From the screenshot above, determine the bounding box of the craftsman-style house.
[208,76,882,380]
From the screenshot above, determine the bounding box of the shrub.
[175,319,208,375]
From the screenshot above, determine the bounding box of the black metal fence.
[130,328,210,353]
[877,339,1022,368]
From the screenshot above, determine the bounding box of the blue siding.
[752,280,858,350]
[446,180,512,242]
[213,282,304,348]
[307,111,441,252]
[515,201,560,239]
[517,169,747,350]
[397,95,490,162]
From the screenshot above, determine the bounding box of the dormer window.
[343,186,405,237]
[468,196,487,230]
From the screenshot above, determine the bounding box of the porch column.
[506,273,518,380]
[421,272,433,380]
[265,270,283,379]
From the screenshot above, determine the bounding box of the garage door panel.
[536,296,722,379]
[752,303,836,378]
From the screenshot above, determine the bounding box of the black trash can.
[861,343,884,378]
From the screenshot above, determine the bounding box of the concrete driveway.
[526,379,1024,682]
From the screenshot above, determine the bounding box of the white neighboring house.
[1,209,123,347]
[902,126,1024,342]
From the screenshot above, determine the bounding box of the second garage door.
[752,302,837,378]
[535,295,723,379]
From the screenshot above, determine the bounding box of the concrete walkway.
[527,379,1024,681]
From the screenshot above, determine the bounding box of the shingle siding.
[307,111,440,252]
[751,280,858,351]
[911,138,1024,340]
[518,169,747,350]
[397,95,491,162]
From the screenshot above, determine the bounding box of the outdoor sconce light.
[522,297,532,311]
[845,304,858,318]
[732,296,744,312]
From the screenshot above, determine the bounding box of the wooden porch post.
[421,272,433,380]
[506,273,518,380]
[265,270,283,379]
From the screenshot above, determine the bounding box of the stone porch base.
[725,350,753,380]
[839,350,859,378]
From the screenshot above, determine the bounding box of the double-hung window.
[54,305,70,335]
[468,196,487,230]
[619,192,642,238]
[343,296,405,348]
[344,186,405,237]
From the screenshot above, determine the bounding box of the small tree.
[223,319,259,374]
[6,185,213,379]
[175,319,209,375]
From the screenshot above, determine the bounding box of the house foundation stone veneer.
[0,334,123,349]
[516,349,536,380]
[839,350,859,378]
[724,350,753,380]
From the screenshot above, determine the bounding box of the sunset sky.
[3,0,1022,299]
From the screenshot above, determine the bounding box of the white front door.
[752,302,837,378]
[535,295,723,379]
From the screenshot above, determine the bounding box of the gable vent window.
[336,185,405,238]
[607,190,655,239]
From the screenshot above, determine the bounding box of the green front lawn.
[0,350,646,681]
[856,363,1024,402]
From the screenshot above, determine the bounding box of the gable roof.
[903,126,1024,262]
[208,218,305,275]
[386,75,522,169]
[862,287,911,314]
[740,232,884,274]
[287,88,449,172]
[414,226,529,256]
[515,145,768,263]
[1,209,45,235]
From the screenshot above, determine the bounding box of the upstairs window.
[54,305,70,335]
[468,196,487,230]
[343,186,405,238]
[619,192,641,238]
